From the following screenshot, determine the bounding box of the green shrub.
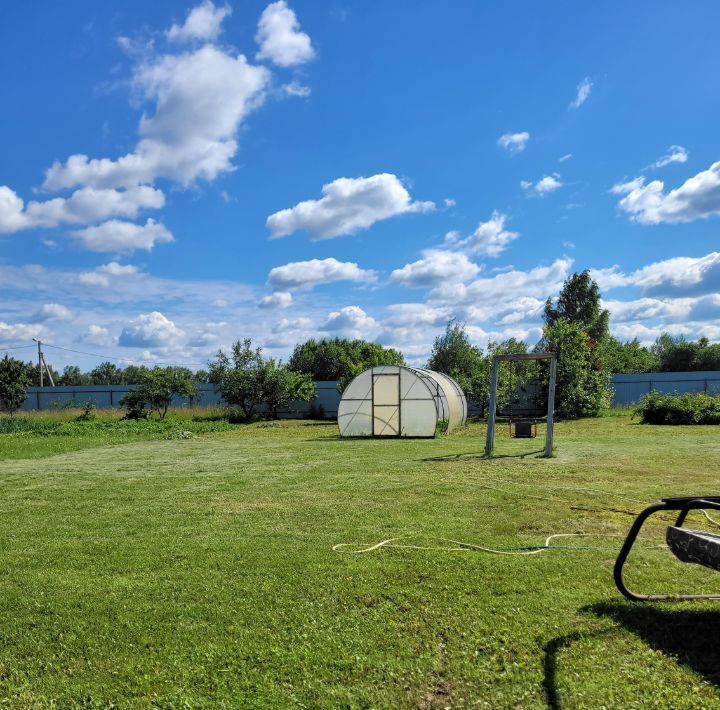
[635,391,720,425]
[75,402,97,421]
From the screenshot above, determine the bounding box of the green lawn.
[1,413,720,707]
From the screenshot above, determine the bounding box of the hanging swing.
[506,358,543,439]
[484,352,557,458]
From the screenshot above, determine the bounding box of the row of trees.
[2,269,718,419]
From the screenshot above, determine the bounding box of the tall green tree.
[58,365,91,386]
[209,339,265,419]
[544,270,609,343]
[539,320,611,418]
[90,361,124,385]
[0,355,32,415]
[428,320,489,411]
[288,338,404,388]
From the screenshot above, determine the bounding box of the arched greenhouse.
[338,365,467,438]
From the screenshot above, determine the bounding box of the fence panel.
[611,372,720,406]
[19,381,341,418]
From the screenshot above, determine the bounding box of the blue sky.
[2,1,720,371]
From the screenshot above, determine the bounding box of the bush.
[75,402,97,421]
[635,391,720,425]
[120,368,198,420]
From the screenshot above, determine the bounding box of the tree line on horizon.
[2,270,719,418]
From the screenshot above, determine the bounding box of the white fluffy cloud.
[266,173,435,239]
[522,174,563,196]
[72,218,174,253]
[32,303,73,322]
[429,258,573,306]
[570,77,593,108]
[384,303,450,328]
[603,297,692,323]
[390,250,480,288]
[119,311,184,348]
[166,1,231,43]
[258,291,293,309]
[255,1,315,67]
[0,321,43,345]
[651,145,688,169]
[0,185,164,234]
[43,46,269,191]
[321,306,377,338]
[78,324,117,347]
[268,257,377,290]
[78,262,141,287]
[497,131,529,154]
[593,251,720,298]
[444,211,518,258]
[612,161,720,224]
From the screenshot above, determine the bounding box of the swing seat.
[667,526,720,572]
[512,419,535,438]
[615,497,720,601]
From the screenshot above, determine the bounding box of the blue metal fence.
[15,372,720,413]
[19,381,342,418]
[611,371,720,406]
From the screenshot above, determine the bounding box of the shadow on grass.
[419,449,546,462]
[590,601,720,686]
[542,628,615,710]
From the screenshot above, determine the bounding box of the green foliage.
[544,269,610,344]
[209,339,265,420]
[210,339,315,420]
[428,320,489,409]
[89,361,124,385]
[0,415,61,435]
[120,367,198,420]
[488,338,532,414]
[288,338,404,387]
[0,355,31,415]
[651,334,720,372]
[598,337,658,374]
[75,401,97,421]
[260,359,315,418]
[540,319,611,418]
[58,365,92,386]
[635,391,720,424]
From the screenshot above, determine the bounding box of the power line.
[0,344,36,353]
[41,342,207,369]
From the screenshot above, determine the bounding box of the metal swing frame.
[484,352,557,458]
[615,496,720,602]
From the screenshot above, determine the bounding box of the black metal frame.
[615,496,720,601]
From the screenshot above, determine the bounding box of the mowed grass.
[1,413,720,707]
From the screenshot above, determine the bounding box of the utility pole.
[34,338,43,387]
[32,338,55,387]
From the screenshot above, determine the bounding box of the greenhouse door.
[372,373,400,436]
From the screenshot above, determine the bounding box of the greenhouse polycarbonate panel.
[373,405,400,436]
[373,373,399,406]
[342,371,372,401]
[337,398,372,436]
[400,398,437,437]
